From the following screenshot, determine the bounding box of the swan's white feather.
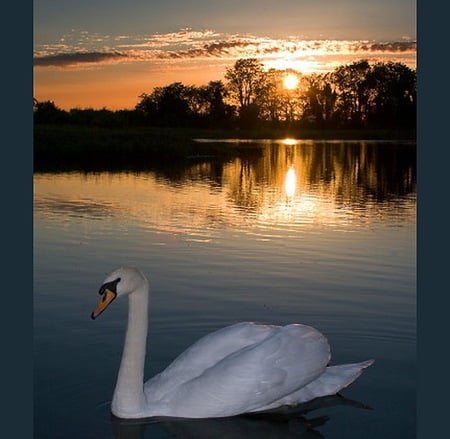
[144,323,331,418]
[144,322,277,402]
[249,359,375,412]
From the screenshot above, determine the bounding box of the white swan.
[91,267,374,419]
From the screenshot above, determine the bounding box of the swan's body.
[91,267,374,419]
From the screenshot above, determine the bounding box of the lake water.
[34,139,416,438]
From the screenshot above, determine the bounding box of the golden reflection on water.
[34,141,416,241]
[285,167,297,198]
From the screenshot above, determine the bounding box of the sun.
[283,73,299,90]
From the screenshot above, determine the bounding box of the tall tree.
[365,62,416,127]
[225,59,268,109]
[192,81,229,120]
[258,68,284,123]
[332,60,372,127]
[300,74,338,127]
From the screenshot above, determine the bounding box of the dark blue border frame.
[1,1,33,436]
[417,1,448,438]
[3,1,446,438]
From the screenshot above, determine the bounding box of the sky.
[34,0,416,110]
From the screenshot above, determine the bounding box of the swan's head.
[91,267,148,320]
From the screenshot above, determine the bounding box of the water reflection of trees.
[179,142,416,214]
[304,142,416,203]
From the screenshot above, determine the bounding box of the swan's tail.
[251,359,374,412]
[320,359,374,390]
[293,359,375,404]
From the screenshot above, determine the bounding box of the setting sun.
[283,73,299,90]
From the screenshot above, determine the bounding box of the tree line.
[34,58,416,130]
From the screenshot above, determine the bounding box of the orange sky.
[34,0,416,110]
[34,57,233,110]
[34,31,417,110]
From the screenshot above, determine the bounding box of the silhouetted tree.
[300,74,338,127]
[136,82,195,127]
[258,69,283,123]
[365,62,416,128]
[33,99,69,124]
[202,80,235,127]
[225,58,269,127]
[331,60,372,127]
[35,59,416,131]
[136,81,234,128]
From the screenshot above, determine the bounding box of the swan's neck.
[112,283,149,417]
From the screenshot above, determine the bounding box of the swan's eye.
[98,278,121,296]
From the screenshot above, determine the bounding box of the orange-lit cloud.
[34,29,416,70]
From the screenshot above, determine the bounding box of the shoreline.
[34,124,416,171]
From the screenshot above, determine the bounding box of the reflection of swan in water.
[112,412,328,439]
[110,395,372,439]
[91,267,374,419]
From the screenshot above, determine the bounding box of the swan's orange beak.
[91,277,121,320]
[91,288,116,320]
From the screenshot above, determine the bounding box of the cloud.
[34,29,416,71]
[364,41,417,52]
[34,51,130,67]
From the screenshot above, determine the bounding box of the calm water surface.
[34,140,416,438]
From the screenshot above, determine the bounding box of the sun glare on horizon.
[283,73,299,90]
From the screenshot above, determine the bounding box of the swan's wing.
[250,359,375,412]
[145,322,278,401]
[152,324,331,418]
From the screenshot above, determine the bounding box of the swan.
[91,266,374,419]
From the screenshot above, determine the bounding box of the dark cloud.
[159,40,257,59]
[34,51,129,67]
[359,41,416,52]
[262,47,282,55]
[204,40,252,55]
